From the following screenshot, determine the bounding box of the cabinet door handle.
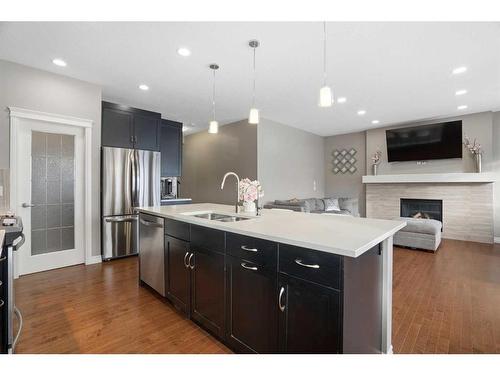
[0,299,4,308]
[183,251,190,268]
[188,253,195,269]
[294,258,320,269]
[278,286,286,312]
[241,245,258,252]
[240,262,258,271]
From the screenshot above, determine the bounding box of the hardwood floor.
[392,239,500,354]
[14,257,231,354]
[14,239,500,354]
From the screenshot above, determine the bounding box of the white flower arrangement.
[463,135,482,155]
[371,150,382,165]
[239,178,264,203]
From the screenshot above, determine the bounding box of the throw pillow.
[323,198,341,212]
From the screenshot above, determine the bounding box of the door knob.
[21,203,35,208]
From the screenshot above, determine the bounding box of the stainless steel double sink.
[184,212,253,222]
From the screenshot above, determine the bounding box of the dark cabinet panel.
[191,225,225,255]
[278,274,341,353]
[134,114,160,151]
[226,256,278,353]
[165,218,190,242]
[101,106,134,149]
[191,247,225,339]
[101,101,160,151]
[226,232,277,269]
[160,120,183,177]
[166,235,190,315]
[279,244,342,290]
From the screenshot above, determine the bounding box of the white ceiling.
[0,22,499,136]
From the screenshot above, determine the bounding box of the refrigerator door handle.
[131,150,138,208]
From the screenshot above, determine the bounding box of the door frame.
[8,107,96,276]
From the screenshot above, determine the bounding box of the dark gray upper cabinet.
[134,113,160,151]
[101,101,161,151]
[101,106,134,149]
[160,119,183,177]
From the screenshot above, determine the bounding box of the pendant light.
[208,63,219,134]
[319,22,333,107]
[248,39,260,124]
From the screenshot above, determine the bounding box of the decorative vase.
[243,201,256,213]
[373,164,378,176]
[475,153,482,173]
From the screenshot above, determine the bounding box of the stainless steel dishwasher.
[139,213,165,296]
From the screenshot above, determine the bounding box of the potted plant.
[463,135,483,173]
[371,150,382,176]
[239,178,264,214]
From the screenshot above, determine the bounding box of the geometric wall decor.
[332,148,357,174]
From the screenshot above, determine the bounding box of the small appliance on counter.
[160,177,178,199]
[160,177,192,206]
[1,214,24,354]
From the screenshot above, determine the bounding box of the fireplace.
[400,198,443,229]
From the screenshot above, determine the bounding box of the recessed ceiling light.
[177,47,191,57]
[455,89,467,96]
[452,66,467,75]
[139,84,149,91]
[357,110,366,116]
[182,126,188,132]
[337,97,347,103]
[457,105,468,110]
[372,120,380,124]
[52,58,67,67]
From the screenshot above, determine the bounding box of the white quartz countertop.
[136,203,406,258]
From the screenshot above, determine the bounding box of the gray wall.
[182,119,258,204]
[493,111,500,238]
[365,112,494,174]
[257,118,325,204]
[0,60,102,257]
[324,132,366,216]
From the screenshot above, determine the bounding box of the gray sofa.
[263,197,359,217]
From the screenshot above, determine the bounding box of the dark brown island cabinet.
[140,214,384,354]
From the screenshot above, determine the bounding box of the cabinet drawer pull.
[0,256,6,263]
[241,245,258,252]
[240,262,258,271]
[188,253,195,270]
[278,287,285,312]
[294,258,320,269]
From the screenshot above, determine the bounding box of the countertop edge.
[135,208,405,258]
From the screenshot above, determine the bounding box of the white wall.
[258,118,325,204]
[324,132,366,216]
[0,60,102,256]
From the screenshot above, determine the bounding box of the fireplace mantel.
[362,172,496,184]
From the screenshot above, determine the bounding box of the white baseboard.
[85,255,102,265]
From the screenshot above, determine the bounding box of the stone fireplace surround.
[363,173,495,244]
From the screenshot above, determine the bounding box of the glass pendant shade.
[248,108,259,124]
[319,85,333,107]
[208,120,219,134]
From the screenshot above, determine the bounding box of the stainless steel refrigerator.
[101,147,160,260]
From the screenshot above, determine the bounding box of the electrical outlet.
[0,185,3,197]
[313,180,317,191]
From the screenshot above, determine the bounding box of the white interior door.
[14,117,85,275]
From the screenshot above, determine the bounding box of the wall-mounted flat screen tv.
[386,120,462,162]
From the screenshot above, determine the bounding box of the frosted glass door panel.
[31,131,75,255]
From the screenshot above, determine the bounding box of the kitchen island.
[136,203,405,354]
